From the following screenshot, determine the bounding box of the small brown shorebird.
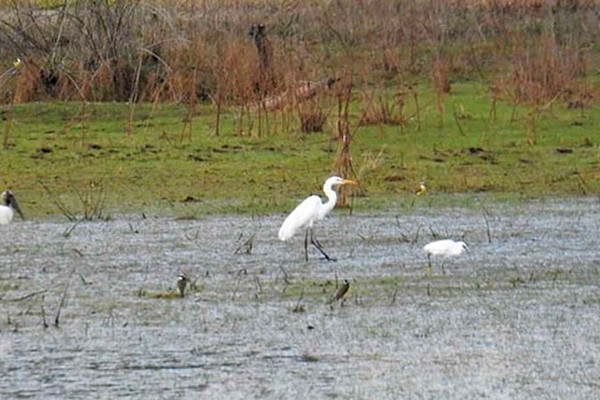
[176,273,188,298]
[330,279,351,307]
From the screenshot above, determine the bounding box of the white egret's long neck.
[319,182,338,219]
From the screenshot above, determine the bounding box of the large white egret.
[278,176,358,261]
[0,190,24,225]
[423,239,468,274]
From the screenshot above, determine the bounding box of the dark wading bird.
[0,190,24,225]
[177,273,188,298]
[278,176,358,262]
[329,279,351,308]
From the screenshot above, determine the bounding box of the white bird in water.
[278,176,358,261]
[423,239,468,274]
[0,190,24,225]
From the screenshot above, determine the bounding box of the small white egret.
[0,190,24,225]
[423,239,468,274]
[278,176,358,261]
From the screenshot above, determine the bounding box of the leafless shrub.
[332,76,358,208]
[496,32,590,144]
[39,178,108,222]
[359,88,408,127]
[297,99,328,133]
[0,0,596,120]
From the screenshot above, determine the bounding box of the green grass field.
[1,81,598,219]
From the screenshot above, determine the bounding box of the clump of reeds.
[0,0,595,143]
[298,99,328,133]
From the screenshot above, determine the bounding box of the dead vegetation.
[0,0,598,174]
[0,0,596,108]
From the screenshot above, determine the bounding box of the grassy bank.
[1,81,599,220]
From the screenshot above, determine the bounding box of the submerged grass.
[277,264,596,307]
[1,82,598,219]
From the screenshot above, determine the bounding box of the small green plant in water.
[137,289,183,300]
[300,354,320,363]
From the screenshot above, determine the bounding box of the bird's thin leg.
[304,229,309,262]
[311,232,328,254]
[426,254,433,277]
[312,233,324,249]
[310,229,336,262]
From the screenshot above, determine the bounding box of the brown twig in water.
[232,273,243,301]
[412,226,422,245]
[278,265,290,286]
[41,296,48,329]
[55,268,76,328]
[62,220,81,238]
[480,203,493,244]
[254,276,263,295]
[79,273,92,286]
[6,289,48,302]
[233,233,255,255]
[428,226,440,240]
[292,289,305,312]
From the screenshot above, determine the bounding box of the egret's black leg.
[426,254,433,276]
[310,229,336,262]
[304,229,309,262]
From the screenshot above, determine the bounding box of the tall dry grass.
[0,0,597,139]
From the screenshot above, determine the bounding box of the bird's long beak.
[342,179,359,187]
[12,196,24,220]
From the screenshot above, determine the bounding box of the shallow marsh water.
[1,197,599,399]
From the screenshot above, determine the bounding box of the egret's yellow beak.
[342,179,359,187]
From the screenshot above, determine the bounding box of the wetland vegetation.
[1,200,599,398]
[0,1,599,398]
[0,0,598,219]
